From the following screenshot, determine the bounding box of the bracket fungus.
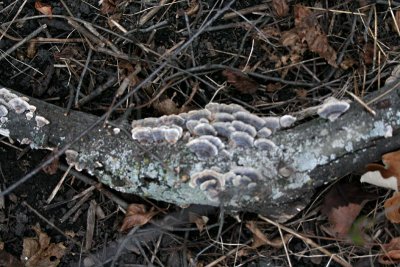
[279,115,297,128]
[189,170,225,201]
[254,138,277,151]
[0,105,8,117]
[193,123,217,136]
[35,116,50,127]
[234,111,265,129]
[186,139,218,159]
[317,97,350,121]
[230,131,254,147]
[231,120,257,137]
[8,97,30,114]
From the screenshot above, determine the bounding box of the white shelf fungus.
[186,139,218,159]
[317,97,350,121]
[35,115,50,127]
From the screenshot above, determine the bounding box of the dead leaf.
[222,69,259,94]
[42,148,59,175]
[340,57,356,70]
[379,237,400,265]
[188,212,209,232]
[35,1,52,18]
[245,221,291,249]
[361,149,400,190]
[119,204,158,232]
[184,0,200,16]
[363,43,374,65]
[321,182,377,238]
[281,5,337,67]
[100,0,118,14]
[272,0,289,17]
[385,192,400,223]
[153,98,180,115]
[0,250,24,267]
[21,224,66,267]
[265,83,282,93]
[295,88,308,99]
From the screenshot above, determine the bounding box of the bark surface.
[1,74,400,222]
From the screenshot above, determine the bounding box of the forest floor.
[1,0,400,266]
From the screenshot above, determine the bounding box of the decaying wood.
[1,74,400,222]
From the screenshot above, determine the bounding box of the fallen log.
[1,69,400,222]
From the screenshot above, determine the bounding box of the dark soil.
[1,0,400,266]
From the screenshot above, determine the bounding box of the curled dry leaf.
[379,237,400,265]
[188,212,209,232]
[42,148,60,175]
[21,224,66,267]
[363,43,374,65]
[185,0,200,16]
[34,1,52,18]
[245,221,291,249]
[281,5,337,68]
[385,192,400,223]
[119,204,158,232]
[272,0,289,17]
[153,98,180,115]
[100,0,120,15]
[361,149,400,191]
[222,69,259,94]
[321,182,377,239]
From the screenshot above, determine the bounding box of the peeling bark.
[1,76,400,222]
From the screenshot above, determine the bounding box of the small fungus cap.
[186,139,218,159]
[233,111,265,129]
[317,97,350,121]
[193,123,217,136]
[35,116,50,127]
[229,131,254,148]
[8,98,30,114]
[0,105,8,117]
[279,115,296,128]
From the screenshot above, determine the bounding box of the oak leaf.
[379,237,400,265]
[119,204,158,231]
[321,182,376,238]
[34,1,52,18]
[222,69,259,94]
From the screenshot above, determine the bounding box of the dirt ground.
[1,0,400,266]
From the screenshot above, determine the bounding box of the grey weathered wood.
[1,76,400,222]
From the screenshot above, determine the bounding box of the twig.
[75,48,93,106]
[139,0,170,26]
[258,215,352,267]
[0,24,47,60]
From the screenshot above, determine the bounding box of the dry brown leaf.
[363,43,374,65]
[21,224,66,267]
[340,57,356,70]
[222,69,259,94]
[153,98,180,115]
[245,221,290,249]
[281,5,337,68]
[100,0,117,14]
[379,237,400,265]
[265,83,282,93]
[321,182,376,238]
[0,250,24,267]
[188,212,209,232]
[295,88,308,99]
[184,0,200,16]
[385,192,400,223]
[272,0,289,17]
[35,1,52,18]
[107,13,122,29]
[367,150,400,180]
[119,204,158,232]
[42,148,59,175]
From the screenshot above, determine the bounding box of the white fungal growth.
[0,105,8,117]
[193,123,217,136]
[264,117,280,130]
[254,138,277,151]
[231,120,257,137]
[8,97,30,114]
[198,135,225,149]
[190,170,225,201]
[205,102,245,113]
[317,97,350,121]
[113,128,121,135]
[26,112,34,121]
[234,111,265,129]
[279,115,296,128]
[35,115,50,127]
[213,112,235,122]
[212,122,234,138]
[131,127,152,142]
[132,126,183,144]
[186,139,218,159]
[230,131,254,147]
[257,127,272,138]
